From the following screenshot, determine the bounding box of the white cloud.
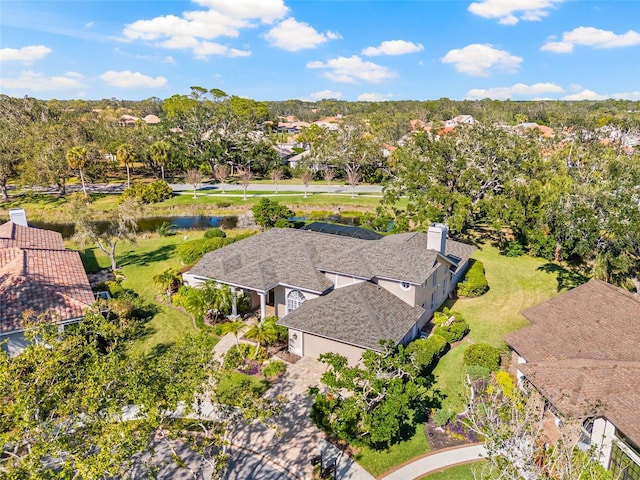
[442,44,522,76]
[563,89,607,101]
[0,45,52,63]
[541,26,640,53]
[468,0,563,25]
[100,70,167,88]
[164,56,176,64]
[307,55,397,83]
[310,90,343,100]
[264,18,340,51]
[610,91,640,100]
[356,92,394,102]
[123,1,287,58]
[85,21,95,28]
[361,40,424,56]
[193,0,288,24]
[0,70,85,91]
[465,82,564,99]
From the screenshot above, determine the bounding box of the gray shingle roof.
[277,281,424,351]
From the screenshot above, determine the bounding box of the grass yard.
[355,427,430,478]
[76,232,202,353]
[419,461,488,480]
[432,244,575,413]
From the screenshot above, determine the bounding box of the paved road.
[379,444,487,480]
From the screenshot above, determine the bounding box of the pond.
[31,215,239,239]
[31,214,362,238]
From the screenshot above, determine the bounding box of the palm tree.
[221,320,247,359]
[116,143,136,188]
[148,141,170,179]
[244,320,278,359]
[66,146,89,195]
[153,268,181,297]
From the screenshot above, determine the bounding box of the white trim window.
[286,289,306,313]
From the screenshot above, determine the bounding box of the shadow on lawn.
[537,262,588,292]
[118,243,177,267]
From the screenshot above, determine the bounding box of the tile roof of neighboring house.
[278,281,424,351]
[143,114,161,124]
[189,228,474,292]
[506,279,640,447]
[518,359,640,448]
[0,221,94,334]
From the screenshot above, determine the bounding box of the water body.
[31,214,361,238]
[31,215,239,239]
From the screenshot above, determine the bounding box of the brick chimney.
[9,208,28,227]
[427,223,448,254]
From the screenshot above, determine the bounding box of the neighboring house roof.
[143,114,161,124]
[278,281,424,351]
[0,221,94,334]
[506,279,640,448]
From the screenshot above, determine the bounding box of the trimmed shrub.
[406,334,448,374]
[463,343,501,372]
[262,360,286,378]
[432,318,469,344]
[177,237,233,264]
[204,228,226,239]
[216,372,270,407]
[466,365,491,381]
[121,180,172,204]
[503,240,525,258]
[457,259,489,297]
[104,280,125,297]
[432,408,454,427]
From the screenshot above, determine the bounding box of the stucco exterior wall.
[302,332,366,366]
[276,287,319,317]
[329,273,365,289]
[591,417,618,468]
[375,278,415,306]
[413,263,453,316]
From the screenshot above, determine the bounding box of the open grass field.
[432,243,578,413]
[76,232,203,353]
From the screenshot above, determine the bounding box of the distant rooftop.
[301,222,382,240]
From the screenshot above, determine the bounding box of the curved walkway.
[379,444,486,480]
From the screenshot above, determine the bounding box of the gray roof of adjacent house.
[277,281,424,351]
[188,227,475,292]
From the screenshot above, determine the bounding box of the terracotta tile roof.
[507,279,640,448]
[0,221,94,334]
[278,281,424,351]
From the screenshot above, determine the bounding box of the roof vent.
[9,208,28,227]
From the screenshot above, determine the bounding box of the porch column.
[259,292,267,321]
[230,287,238,317]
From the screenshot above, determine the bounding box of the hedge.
[177,231,255,265]
[204,228,226,239]
[120,180,173,204]
[406,334,448,374]
[463,343,501,372]
[432,318,469,343]
[457,259,489,297]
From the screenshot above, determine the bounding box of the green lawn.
[418,461,488,480]
[77,233,201,353]
[355,428,429,478]
[432,244,574,413]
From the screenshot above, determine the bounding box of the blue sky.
[1,0,639,102]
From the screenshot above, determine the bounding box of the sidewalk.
[379,444,487,480]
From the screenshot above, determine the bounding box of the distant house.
[0,210,94,355]
[184,223,474,364]
[506,280,640,477]
[445,115,475,127]
[514,122,555,138]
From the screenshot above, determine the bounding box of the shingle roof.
[0,221,94,334]
[190,227,474,291]
[506,279,640,448]
[277,281,424,351]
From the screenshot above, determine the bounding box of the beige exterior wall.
[413,263,453,317]
[302,332,366,366]
[375,278,416,306]
[328,272,365,289]
[274,287,320,318]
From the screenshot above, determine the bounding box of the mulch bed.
[424,420,475,450]
[267,344,301,364]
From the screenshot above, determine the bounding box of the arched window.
[287,290,306,313]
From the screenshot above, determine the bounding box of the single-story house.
[0,209,95,356]
[184,223,475,364]
[506,280,640,478]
